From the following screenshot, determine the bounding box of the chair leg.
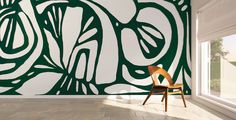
[180,88,187,107]
[164,89,168,112]
[142,88,153,105]
[161,92,165,102]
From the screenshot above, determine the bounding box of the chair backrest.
[148,66,174,86]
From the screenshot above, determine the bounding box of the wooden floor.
[0,97,234,120]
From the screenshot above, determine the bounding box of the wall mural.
[0,0,191,95]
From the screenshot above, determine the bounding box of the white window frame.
[199,40,236,108]
[192,0,236,119]
[193,33,236,120]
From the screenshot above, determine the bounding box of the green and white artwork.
[0,0,191,96]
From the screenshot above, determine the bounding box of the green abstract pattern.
[0,0,191,95]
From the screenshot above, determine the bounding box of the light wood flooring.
[0,97,235,120]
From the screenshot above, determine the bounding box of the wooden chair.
[142,65,186,112]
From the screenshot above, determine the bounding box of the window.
[201,34,236,107]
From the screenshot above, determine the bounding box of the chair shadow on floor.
[102,98,188,120]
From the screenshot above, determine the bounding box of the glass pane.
[210,39,221,96]
[209,34,236,104]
